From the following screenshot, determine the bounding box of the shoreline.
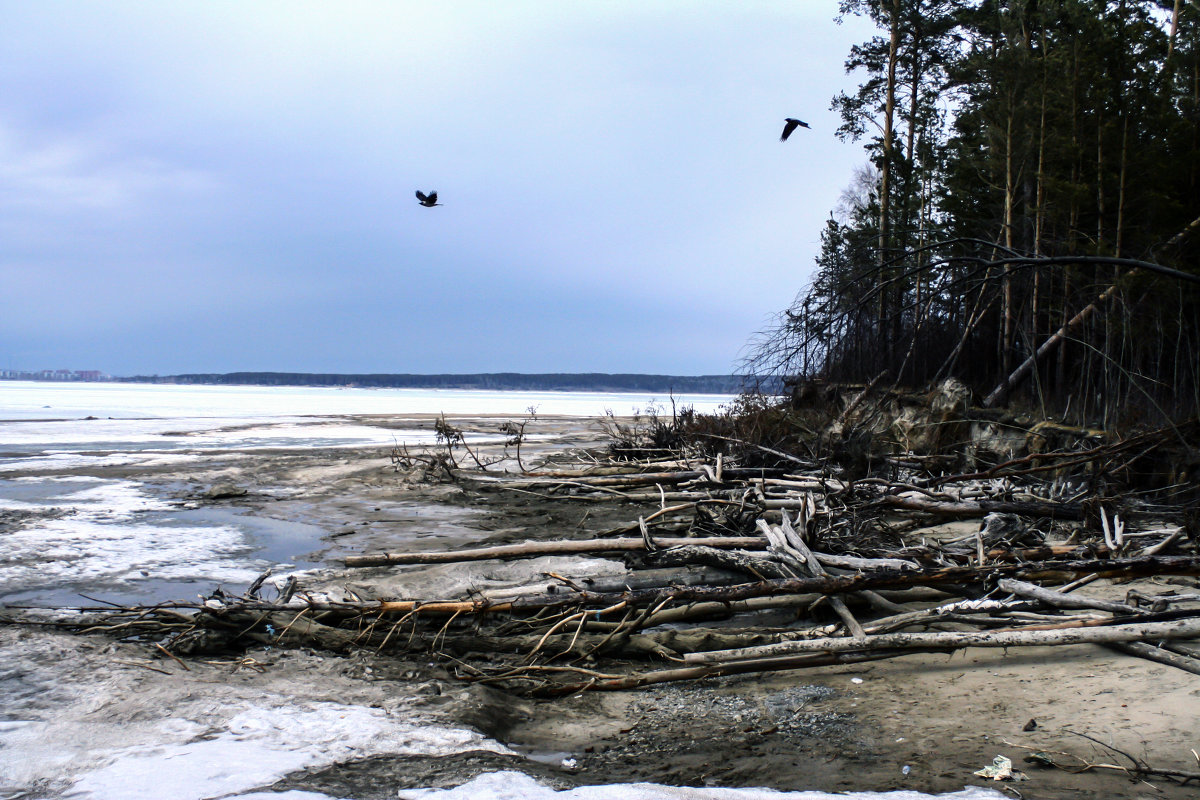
[1,413,1197,799]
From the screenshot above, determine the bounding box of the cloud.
[0,122,216,215]
[0,1,878,375]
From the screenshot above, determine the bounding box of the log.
[1162,641,1200,658]
[765,477,847,492]
[484,555,1200,616]
[683,616,1200,664]
[492,487,711,503]
[446,632,680,660]
[984,544,1111,562]
[762,498,835,510]
[345,536,765,567]
[581,594,822,629]
[643,545,791,580]
[231,610,361,651]
[1107,642,1200,676]
[483,566,748,601]
[537,648,943,696]
[997,578,1137,614]
[216,556,1200,618]
[812,552,921,572]
[843,596,1033,637]
[508,467,782,488]
[873,494,1084,519]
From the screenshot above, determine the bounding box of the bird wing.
[780,119,800,141]
[416,190,429,202]
[427,192,438,204]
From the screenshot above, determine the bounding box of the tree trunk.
[344,536,766,567]
[877,0,900,358]
[1003,103,1016,378]
[683,617,1200,664]
[984,271,1130,407]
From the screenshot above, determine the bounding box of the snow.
[0,380,733,421]
[64,703,510,800]
[393,771,1008,800]
[0,416,431,464]
[1,688,510,800]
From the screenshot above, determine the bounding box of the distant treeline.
[124,372,771,394]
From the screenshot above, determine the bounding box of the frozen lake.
[0,380,733,421]
[0,381,734,468]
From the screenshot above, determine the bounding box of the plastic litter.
[973,755,1027,781]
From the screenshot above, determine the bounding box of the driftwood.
[810,552,921,571]
[534,648,945,696]
[776,512,866,637]
[507,466,782,488]
[643,545,791,580]
[345,555,1200,617]
[1107,641,1200,676]
[873,494,1084,519]
[997,578,1137,615]
[345,536,764,567]
[34,403,1200,717]
[451,555,1200,616]
[336,403,1200,709]
[682,617,1200,664]
[577,594,822,629]
[486,566,748,599]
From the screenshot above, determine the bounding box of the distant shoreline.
[66,372,773,394]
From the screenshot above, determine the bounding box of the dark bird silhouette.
[780,118,810,141]
[415,190,442,207]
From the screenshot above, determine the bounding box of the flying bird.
[415,190,442,207]
[780,118,811,141]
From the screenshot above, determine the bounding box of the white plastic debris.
[973,755,1027,781]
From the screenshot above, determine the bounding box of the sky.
[0,1,878,376]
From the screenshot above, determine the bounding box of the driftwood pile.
[23,414,1199,700]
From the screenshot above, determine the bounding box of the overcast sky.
[0,1,876,376]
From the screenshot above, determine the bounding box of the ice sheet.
[0,416,430,452]
[0,380,733,420]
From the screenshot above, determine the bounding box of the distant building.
[0,369,109,382]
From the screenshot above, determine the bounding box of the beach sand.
[2,413,1197,799]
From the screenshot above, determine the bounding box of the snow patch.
[395,772,1009,800]
[66,703,510,800]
